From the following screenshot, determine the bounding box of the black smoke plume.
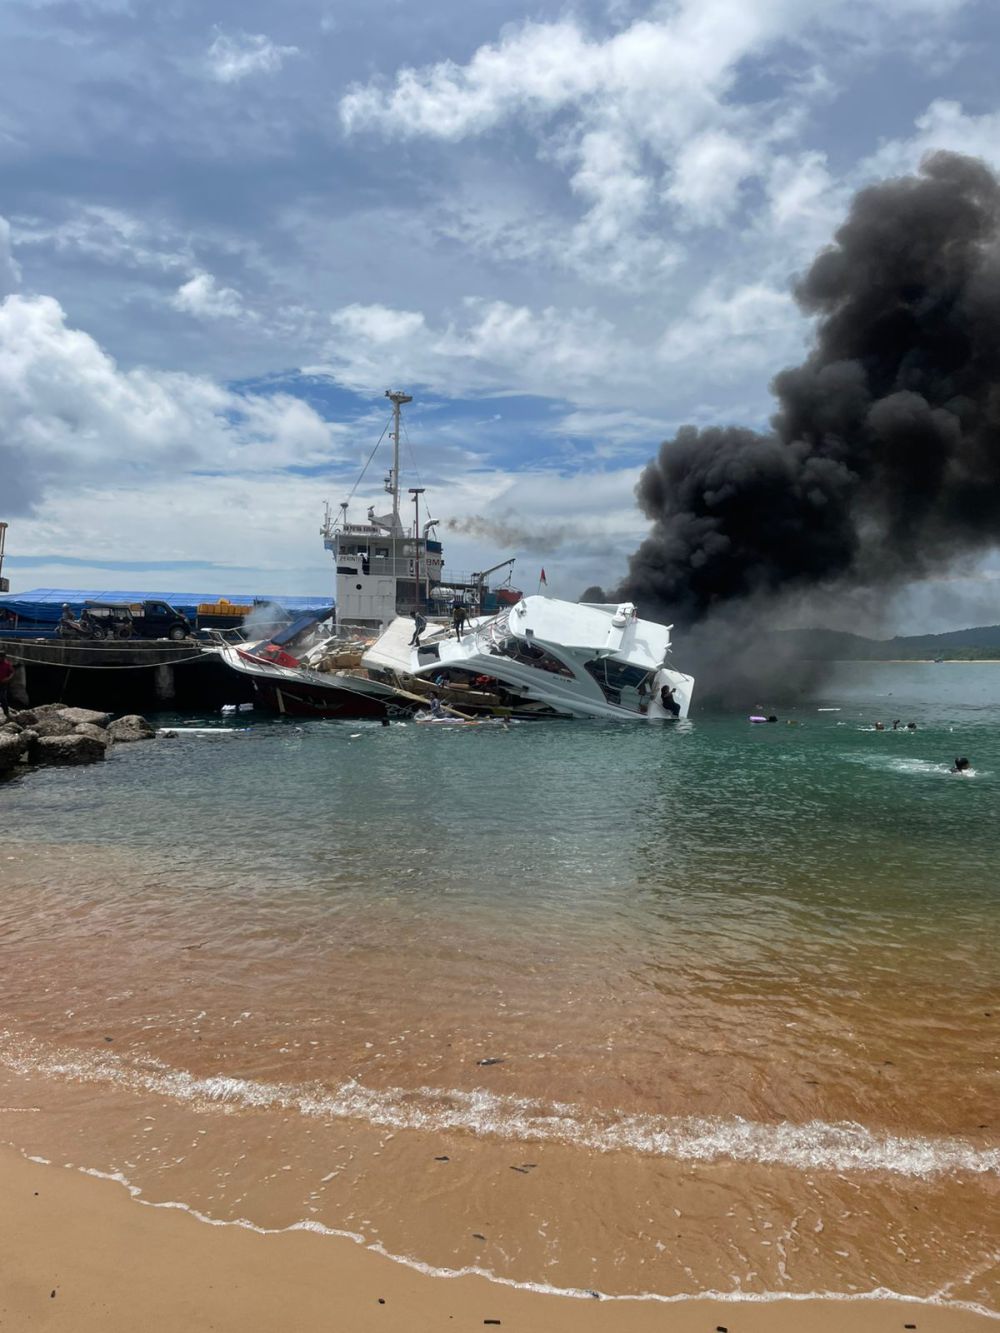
[616,152,1000,685]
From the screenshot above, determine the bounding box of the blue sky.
[2,0,1000,628]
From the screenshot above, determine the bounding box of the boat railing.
[472,608,510,650]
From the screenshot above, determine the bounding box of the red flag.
[540,568,547,584]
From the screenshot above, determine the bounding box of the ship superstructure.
[322,391,519,630]
[321,391,444,629]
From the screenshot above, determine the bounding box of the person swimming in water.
[951,756,971,774]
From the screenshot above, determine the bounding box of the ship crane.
[473,557,516,583]
[472,557,516,610]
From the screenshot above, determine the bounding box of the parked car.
[79,600,192,641]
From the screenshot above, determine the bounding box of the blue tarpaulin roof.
[0,588,334,635]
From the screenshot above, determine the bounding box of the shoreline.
[0,1148,994,1332]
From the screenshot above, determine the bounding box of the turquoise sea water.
[5,661,998,927]
[0,662,997,1306]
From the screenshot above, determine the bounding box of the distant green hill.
[776,625,1000,660]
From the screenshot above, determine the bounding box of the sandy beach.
[0,1148,992,1333]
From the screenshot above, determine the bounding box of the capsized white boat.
[362,596,694,721]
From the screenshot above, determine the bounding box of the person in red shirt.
[0,651,13,719]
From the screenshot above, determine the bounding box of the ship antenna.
[385,389,412,536]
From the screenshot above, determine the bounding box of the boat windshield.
[583,658,652,710]
[475,610,574,677]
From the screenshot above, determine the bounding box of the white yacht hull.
[362,596,694,721]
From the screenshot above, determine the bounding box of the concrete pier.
[153,662,176,701]
[0,638,252,713]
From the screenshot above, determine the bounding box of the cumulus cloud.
[171,271,246,320]
[861,99,1000,179]
[205,30,299,84]
[339,0,978,282]
[0,294,340,515]
[665,130,760,227]
[338,6,796,266]
[329,303,426,344]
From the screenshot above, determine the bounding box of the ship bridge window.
[374,547,389,559]
[583,658,651,710]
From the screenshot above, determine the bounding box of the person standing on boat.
[409,611,427,647]
[452,601,468,638]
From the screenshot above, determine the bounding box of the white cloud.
[13,206,192,275]
[0,291,652,598]
[205,30,299,84]
[319,298,635,401]
[339,19,596,140]
[338,6,801,254]
[665,130,759,227]
[765,150,840,235]
[860,99,1000,180]
[171,271,246,320]
[339,0,979,271]
[0,293,341,506]
[329,303,426,344]
[0,215,21,297]
[659,281,802,372]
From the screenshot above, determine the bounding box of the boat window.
[583,658,651,710]
[374,547,389,559]
[488,635,573,676]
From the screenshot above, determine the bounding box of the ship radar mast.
[385,389,412,537]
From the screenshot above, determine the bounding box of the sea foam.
[1,1029,996,1180]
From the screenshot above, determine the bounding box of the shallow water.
[0,663,997,1309]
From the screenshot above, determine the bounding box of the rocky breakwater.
[0,705,156,779]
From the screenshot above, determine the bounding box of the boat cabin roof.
[510,596,671,669]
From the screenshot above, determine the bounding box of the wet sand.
[1,1148,992,1333]
[0,839,997,1309]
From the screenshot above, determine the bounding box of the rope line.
[344,414,392,507]
[2,650,211,671]
[0,638,201,652]
[401,419,437,528]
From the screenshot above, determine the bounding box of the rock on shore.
[31,734,108,766]
[0,705,157,776]
[106,715,156,743]
[0,731,28,775]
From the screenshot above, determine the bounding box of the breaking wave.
[1,1030,997,1180]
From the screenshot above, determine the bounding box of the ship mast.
[385,390,412,536]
